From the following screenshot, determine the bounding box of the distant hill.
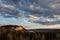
[0,25,26,30]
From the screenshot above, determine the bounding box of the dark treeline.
[0,25,60,40]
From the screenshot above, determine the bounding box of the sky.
[0,0,60,29]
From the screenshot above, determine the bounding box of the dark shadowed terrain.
[0,25,60,40]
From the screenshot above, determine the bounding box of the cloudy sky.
[0,0,60,29]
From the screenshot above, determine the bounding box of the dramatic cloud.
[0,0,60,26]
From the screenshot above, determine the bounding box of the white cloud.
[28,15,39,22]
[29,5,34,10]
[53,15,60,20]
[49,3,60,9]
[0,4,15,10]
